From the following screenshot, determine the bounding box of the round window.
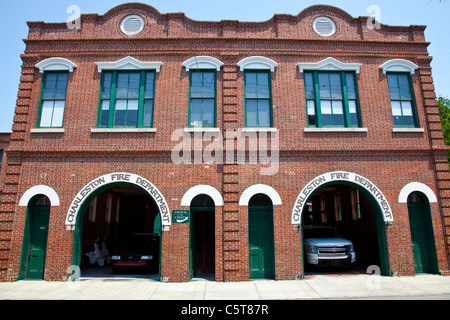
[313,17,336,37]
[120,15,144,36]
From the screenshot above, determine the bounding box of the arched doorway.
[248,194,275,279]
[18,195,51,280]
[189,194,215,280]
[407,192,439,274]
[291,172,391,276]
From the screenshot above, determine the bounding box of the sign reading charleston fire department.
[291,171,393,224]
[65,173,171,228]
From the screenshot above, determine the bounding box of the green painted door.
[408,195,438,274]
[249,205,275,279]
[26,206,50,279]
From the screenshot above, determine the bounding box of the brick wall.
[1,3,449,281]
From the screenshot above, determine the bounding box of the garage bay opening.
[302,184,388,276]
[80,184,161,279]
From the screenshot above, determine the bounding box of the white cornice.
[182,56,224,71]
[297,57,362,74]
[95,56,162,72]
[35,57,77,73]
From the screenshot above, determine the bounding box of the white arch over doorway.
[239,184,282,206]
[398,182,438,203]
[181,185,224,206]
[19,185,60,207]
[291,171,393,225]
[65,172,170,229]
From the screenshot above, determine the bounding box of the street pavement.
[0,273,449,300]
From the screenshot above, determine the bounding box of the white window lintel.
[95,56,162,73]
[298,57,362,74]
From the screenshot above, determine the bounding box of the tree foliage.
[438,96,450,145]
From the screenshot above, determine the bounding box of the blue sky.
[0,0,448,132]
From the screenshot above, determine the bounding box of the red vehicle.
[111,233,160,273]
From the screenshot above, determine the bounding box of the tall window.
[98,70,155,128]
[189,70,216,127]
[386,72,418,127]
[304,71,360,128]
[38,72,69,128]
[245,70,272,127]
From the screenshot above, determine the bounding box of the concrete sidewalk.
[0,274,449,300]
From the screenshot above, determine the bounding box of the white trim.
[237,56,278,72]
[298,57,362,74]
[239,184,282,206]
[120,15,145,36]
[291,171,393,224]
[91,128,157,133]
[184,127,220,133]
[19,185,60,207]
[65,173,170,229]
[95,56,162,73]
[182,56,224,71]
[313,17,336,37]
[181,185,224,206]
[30,128,65,134]
[304,127,367,133]
[392,127,424,133]
[398,182,437,203]
[241,128,278,133]
[379,59,419,75]
[35,57,77,73]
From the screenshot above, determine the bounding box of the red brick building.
[1,3,449,282]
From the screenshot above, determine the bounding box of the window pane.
[145,72,155,99]
[256,72,270,98]
[329,73,342,99]
[246,99,258,126]
[190,72,203,98]
[398,74,412,100]
[318,73,330,99]
[114,100,127,127]
[127,73,140,99]
[56,73,69,89]
[346,73,356,99]
[52,100,65,127]
[245,72,257,98]
[320,100,332,126]
[100,100,110,127]
[190,99,202,127]
[387,74,400,100]
[258,100,271,127]
[143,100,153,127]
[102,72,112,99]
[43,74,57,99]
[332,100,344,126]
[202,72,215,97]
[126,100,139,127]
[348,100,358,126]
[401,101,413,116]
[116,73,129,99]
[391,100,402,116]
[40,100,54,127]
[202,99,215,126]
[307,100,316,126]
[304,72,315,99]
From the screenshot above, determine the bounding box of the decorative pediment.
[237,56,278,72]
[379,59,418,74]
[95,56,162,72]
[182,56,224,71]
[35,57,77,73]
[297,57,362,74]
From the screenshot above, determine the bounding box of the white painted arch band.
[65,172,170,228]
[181,185,224,206]
[398,182,437,203]
[19,185,60,207]
[239,184,282,206]
[291,171,393,224]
